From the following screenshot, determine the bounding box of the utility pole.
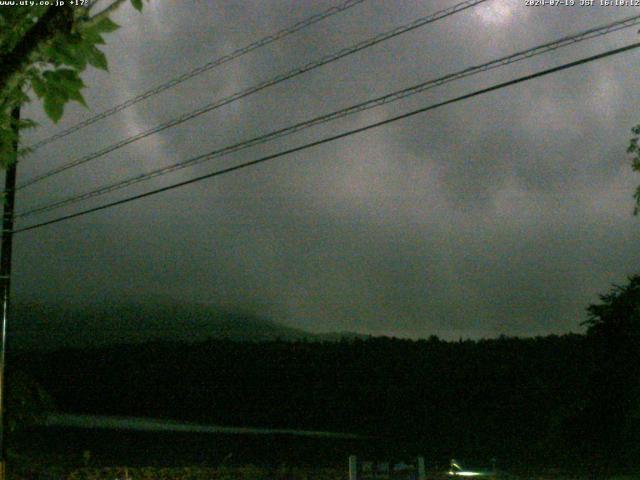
[0,106,20,480]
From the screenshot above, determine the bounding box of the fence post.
[349,455,357,480]
[417,456,426,480]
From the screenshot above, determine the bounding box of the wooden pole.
[417,456,426,480]
[349,455,357,480]
[0,106,20,480]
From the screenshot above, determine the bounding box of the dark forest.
[10,328,639,474]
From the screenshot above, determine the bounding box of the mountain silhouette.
[10,300,365,350]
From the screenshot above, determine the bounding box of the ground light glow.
[448,461,493,477]
[448,470,483,477]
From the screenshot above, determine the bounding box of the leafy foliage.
[10,296,640,474]
[16,333,591,470]
[583,274,640,339]
[627,125,640,214]
[572,275,640,473]
[7,464,318,480]
[131,0,144,12]
[0,0,147,168]
[4,369,54,433]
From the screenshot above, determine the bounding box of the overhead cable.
[14,41,640,234]
[17,0,487,190]
[15,14,640,219]
[26,0,368,152]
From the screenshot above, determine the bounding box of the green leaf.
[80,19,109,44]
[81,28,105,46]
[43,96,65,123]
[55,68,85,91]
[61,44,88,70]
[94,17,120,33]
[86,45,108,71]
[67,89,88,108]
[30,75,48,98]
[44,41,88,70]
[42,69,88,108]
[131,0,143,11]
[42,72,71,102]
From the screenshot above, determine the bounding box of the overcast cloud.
[8,0,640,340]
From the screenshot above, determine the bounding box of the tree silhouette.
[0,0,148,167]
[4,369,54,434]
[583,274,640,339]
[576,274,640,473]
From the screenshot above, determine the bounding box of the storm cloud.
[9,0,640,340]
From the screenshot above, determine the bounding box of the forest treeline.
[10,331,638,473]
[8,274,640,475]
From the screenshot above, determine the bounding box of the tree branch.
[0,5,75,92]
[86,0,127,25]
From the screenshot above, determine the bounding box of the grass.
[7,464,348,480]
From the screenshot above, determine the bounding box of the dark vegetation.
[6,275,640,476]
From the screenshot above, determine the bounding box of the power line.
[25,0,368,153]
[13,41,640,235]
[15,14,640,220]
[17,0,487,191]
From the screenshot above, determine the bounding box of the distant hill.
[13,333,596,470]
[9,301,366,351]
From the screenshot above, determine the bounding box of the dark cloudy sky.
[9,0,640,340]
